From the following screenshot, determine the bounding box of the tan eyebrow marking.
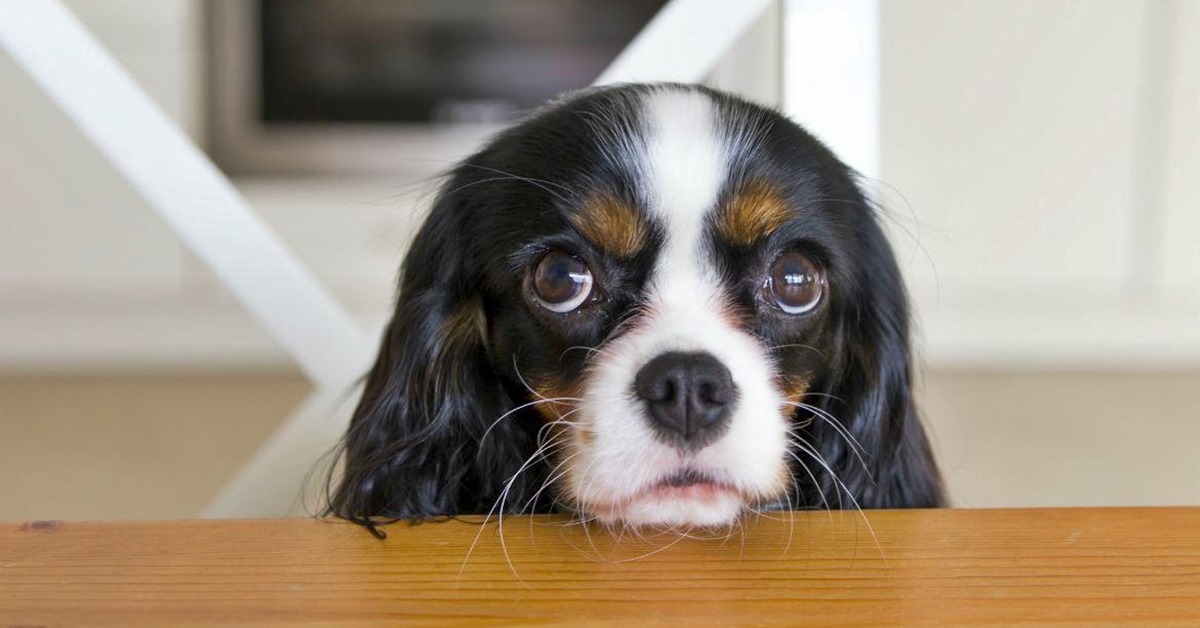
[570,194,649,257]
[717,179,791,246]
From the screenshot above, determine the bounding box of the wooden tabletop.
[2,508,1198,626]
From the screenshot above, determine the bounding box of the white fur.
[565,87,790,528]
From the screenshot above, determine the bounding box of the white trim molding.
[782,0,880,182]
[596,0,773,85]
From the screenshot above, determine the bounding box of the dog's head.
[330,84,942,534]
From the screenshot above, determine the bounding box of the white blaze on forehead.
[642,88,727,255]
[640,88,729,332]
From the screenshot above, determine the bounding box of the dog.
[328,83,943,537]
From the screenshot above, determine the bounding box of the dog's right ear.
[326,180,533,536]
[804,185,944,510]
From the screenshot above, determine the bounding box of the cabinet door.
[880,0,1200,366]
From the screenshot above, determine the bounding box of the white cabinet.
[881,0,1200,366]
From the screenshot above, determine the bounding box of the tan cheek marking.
[530,377,583,423]
[718,179,791,246]
[769,373,811,498]
[570,194,648,257]
[531,376,590,504]
[776,373,812,406]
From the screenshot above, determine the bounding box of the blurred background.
[0,0,1196,521]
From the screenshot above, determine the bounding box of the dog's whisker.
[510,356,586,405]
[766,342,826,358]
[522,414,589,514]
[456,163,574,196]
[492,431,577,584]
[461,417,576,580]
[859,177,941,293]
[782,433,836,516]
[437,175,563,203]
[479,396,581,445]
[785,401,866,454]
[789,437,885,562]
[573,455,607,521]
[524,446,580,507]
[559,344,614,361]
[794,390,846,403]
[782,445,836,530]
[784,439,844,513]
[784,401,874,480]
[777,466,799,558]
[533,411,585,450]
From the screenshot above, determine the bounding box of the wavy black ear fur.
[803,192,944,510]
[326,176,545,536]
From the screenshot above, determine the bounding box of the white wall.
[882,0,1200,368]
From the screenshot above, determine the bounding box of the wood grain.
[1,508,1198,626]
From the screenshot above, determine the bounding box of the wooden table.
[2,508,1197,626]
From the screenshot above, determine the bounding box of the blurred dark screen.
[259,0,666,125]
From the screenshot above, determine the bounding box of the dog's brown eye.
[532,251,594,313]
[764,252,825,315]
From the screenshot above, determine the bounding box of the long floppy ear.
[807,203,945,510]
[327,187,541,535]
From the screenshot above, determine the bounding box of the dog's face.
[332,84,942,534]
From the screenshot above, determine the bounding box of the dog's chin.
[585,480,749,529]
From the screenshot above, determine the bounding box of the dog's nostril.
[642,378,674,403]
[697,380,731,405]
[634,351,737,448]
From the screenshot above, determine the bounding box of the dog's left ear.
[806,197,945,509]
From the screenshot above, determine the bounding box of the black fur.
[327,84,942,535]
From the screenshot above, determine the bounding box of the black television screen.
[259,0,666,125]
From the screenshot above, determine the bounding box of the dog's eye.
[763,252,825,315]
[532,251,595,313]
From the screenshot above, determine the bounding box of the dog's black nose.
[634,351,736,448]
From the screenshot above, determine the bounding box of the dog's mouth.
[581,468,750,528]
[661,468,716,487]
[645,469,735,500]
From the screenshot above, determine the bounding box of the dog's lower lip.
[645,480,736,503]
